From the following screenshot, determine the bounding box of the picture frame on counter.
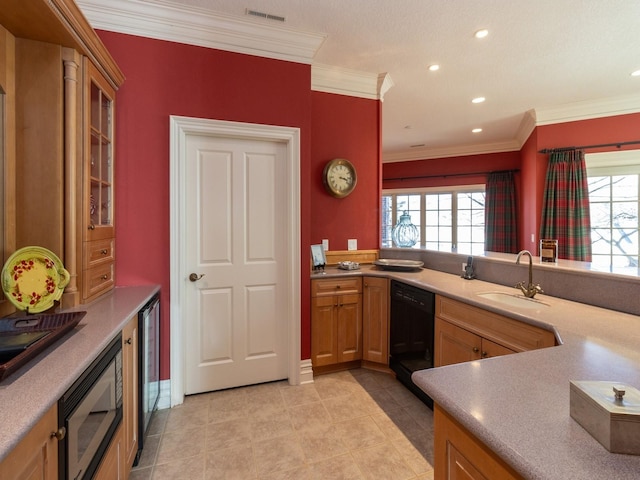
[311,244,326,272]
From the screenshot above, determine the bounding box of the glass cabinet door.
[86,61,115,239]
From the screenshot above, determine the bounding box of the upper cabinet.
[0,0,123,310]
[82,59,116,302]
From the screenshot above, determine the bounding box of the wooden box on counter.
[570,380,640,455]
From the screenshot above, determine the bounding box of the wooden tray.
[0,311,86,381]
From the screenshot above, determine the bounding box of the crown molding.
[377,73,395,102]
[311,64,392,100]
[533,93,640,125]
[76,0,326,64]
[382,140,521,163]
[515,109,537,147]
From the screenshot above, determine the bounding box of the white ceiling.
[82,0,640,161]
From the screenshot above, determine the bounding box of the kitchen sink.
[0,310,86,381]
[476,291,549,310]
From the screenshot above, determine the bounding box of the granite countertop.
[315,265,640,479]
[0,284,159,462]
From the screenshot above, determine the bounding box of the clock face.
[323,159,357,198]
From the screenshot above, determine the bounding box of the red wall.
[310,92,381,250]
[98,31,382,377]
[519,129,543,252]
[99,32,312,378]
[383,151,521,190]
[536,112,640,152]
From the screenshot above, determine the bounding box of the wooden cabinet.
[362,276,389,365]
[0,0,124,310]
[434,404,523,480]
[81,59,116,302]
[311,277,362,369]
[434,295,555,367]
[94,424,124,480]
[122,315,139,475]
[435,318,516,366]
[0,404,58,480]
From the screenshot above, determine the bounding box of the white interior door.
[182,132,289,394]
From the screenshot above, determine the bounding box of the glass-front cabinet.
[82,60,116,302]
[87,61,115,238]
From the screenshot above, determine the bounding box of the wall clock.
[322,158,357,198]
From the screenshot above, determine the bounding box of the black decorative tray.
[0,311,86,381]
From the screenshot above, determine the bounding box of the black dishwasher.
[389,280,435,408]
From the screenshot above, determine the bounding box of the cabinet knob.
[101,274,108,280]
[481,351,488,358]
[125,337,132,345]
[100,249,108,255]
[88,224,95,230]
[51,427,66,441]
[472,347,479,353]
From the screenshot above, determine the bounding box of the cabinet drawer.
[436,295,556,352]
[83,262,115,301]
[311,277,362,296]
[84,238,115,268]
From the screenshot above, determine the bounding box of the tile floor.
[130,368,435,480]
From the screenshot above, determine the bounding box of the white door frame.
[169,116,301,407]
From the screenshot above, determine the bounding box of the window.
[586,150,640,272]
[382,186,485,254]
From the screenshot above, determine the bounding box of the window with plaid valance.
[540,150,592,261]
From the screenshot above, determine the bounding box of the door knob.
[189,273,205,282]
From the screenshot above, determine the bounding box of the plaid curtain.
[540,150,592,261]
[485,171,518,253]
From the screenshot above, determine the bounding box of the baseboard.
[157,362,312,408]
[299,358,314,384]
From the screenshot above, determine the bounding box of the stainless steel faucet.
[515,250,543,298]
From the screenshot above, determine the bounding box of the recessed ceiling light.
[472,128,483,133]
[631,70,640,77]
[428,64,440,72]
[472,97,486,104]
[475,29,489,39]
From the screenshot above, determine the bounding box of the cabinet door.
[94,424,124,480]
[481,338,515,359]
[122,316,139,474]
[336,293,362,362]
[434,404,524,480]
[84,59,115,242]
[448,443,488,480]
[362,277,389,364]
[311,295,339,367]
[0,404,58,480]
[435,318,481,367]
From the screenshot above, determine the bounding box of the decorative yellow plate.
[1,246,70,313]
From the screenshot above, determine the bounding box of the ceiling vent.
[245,9,286,23]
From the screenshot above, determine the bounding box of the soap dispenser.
[462,256,476,280]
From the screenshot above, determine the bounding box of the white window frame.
[585,150,640,271]
[382,185,485,252]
